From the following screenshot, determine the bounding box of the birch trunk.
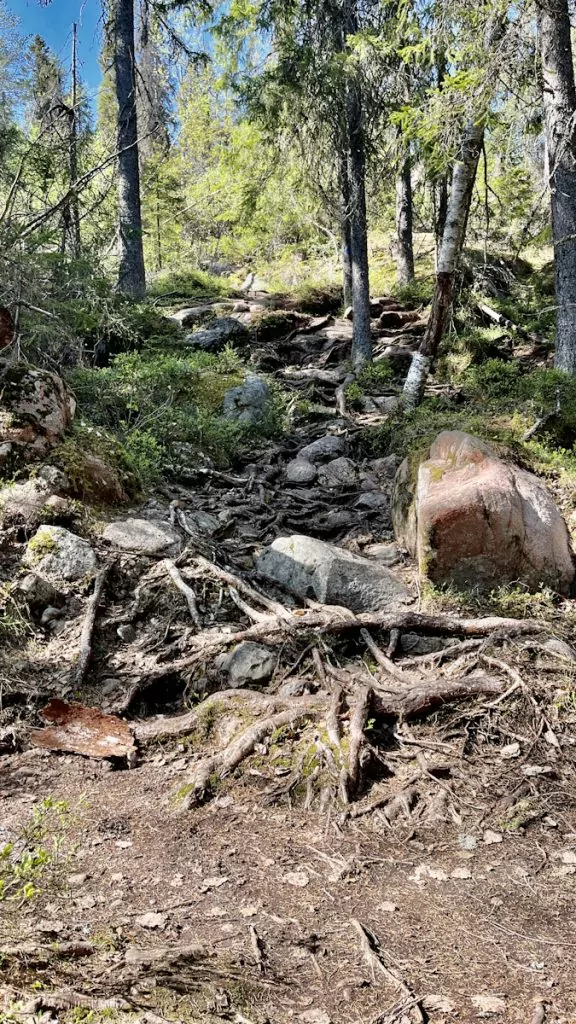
[395,147,415,286]
[539,0,576,374]
[114,0,146,299]
[403,120,484,407]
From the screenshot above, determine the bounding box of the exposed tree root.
[164,560,202,628]
[72,564,112,687]
[351,919,425,1023]
[342,686,371,801]
[135,608,546,696]
[180,699,325,808]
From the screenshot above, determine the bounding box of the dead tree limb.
[72,565,112,687]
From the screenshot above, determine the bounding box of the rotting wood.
[30,698,136,760]
[72,564,112,687]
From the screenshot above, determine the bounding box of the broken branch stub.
[29,699,136,760]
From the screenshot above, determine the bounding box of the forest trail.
[1,293,576,1024]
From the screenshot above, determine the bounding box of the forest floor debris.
[2,293,576,1022]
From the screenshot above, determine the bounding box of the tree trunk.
[395,145,415,286]
[346,83,372,370]
[114,0,146,299]
[402,119,484,407]
[539,0,576,374]
[69,22,81,260]
[434,173,448,260]
[339,157,353,307]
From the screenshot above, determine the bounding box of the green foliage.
[0,797,70,903]
[66,348,279,487]
[147,267,232,300]
[0,583,29,643]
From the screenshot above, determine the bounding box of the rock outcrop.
[184,317,249,352]
[393,430,575,594]
[256,534,411,613]
[23,525,97,581]
[223,374,271,426]
[0,363,75,467]
[103,518,182,557]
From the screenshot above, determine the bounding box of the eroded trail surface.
[1,295,576,1024]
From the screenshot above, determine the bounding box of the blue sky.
[10,0,103,97]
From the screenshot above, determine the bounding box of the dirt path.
[2,297,576,1023]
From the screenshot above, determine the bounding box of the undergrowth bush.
[65,348,280,489]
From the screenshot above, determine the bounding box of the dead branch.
[72,564,111,687]
[181,700,324,807]
[164,559,201,628]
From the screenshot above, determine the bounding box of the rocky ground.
[1,294,576,1024]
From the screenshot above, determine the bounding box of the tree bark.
[339,157,353,307]
[69,22,81,260]
[403,119,484,407]
[395,145,415,286]
[539,0,576,374]
[114,0,146,299]
[346,82,372,370]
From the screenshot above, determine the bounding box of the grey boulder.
[218,642,276,687]
[317,456,358,490]
[184,317,249,352]
[103,518,182,557]
[285,458,317,485]
[298,435,347,465]
[256,534,410,613]
[223,374,271,426]
[23,525,97,581]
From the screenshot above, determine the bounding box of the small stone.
[377,901,398,913]
[451,866,473,879]
[299,1011,331,1024]
[483,830,503,845]
[283,871,309,887]
[200,876,229,891]
[117,624,136,644]
[458,834,477,851]
[500,742,521,759]
[355,490,388,509]
[286,459,317,485]
[471,994,506,1014]
[363,542,402,566]
[67,873,88,887]
[136,911,166,930]
[40,605,63,626]
[219,642,276,687]
[223,374,271,425]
